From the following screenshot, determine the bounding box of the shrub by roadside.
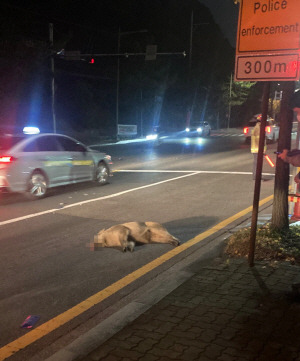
[225,224,300,265]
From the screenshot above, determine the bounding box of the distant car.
[146,125,169,140]
[243,114,279,143]
[185,121,211,137]
[0,133,112,199]
[146,125,161,140]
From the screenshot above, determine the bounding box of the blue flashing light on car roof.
[23,126,40,135]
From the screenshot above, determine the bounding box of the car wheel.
[95,162,109,185]
[26,171,48,200]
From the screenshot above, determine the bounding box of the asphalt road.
[0,132,278,360]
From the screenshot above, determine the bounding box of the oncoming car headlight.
[146,134,158,140]
[197,127,202,132]
[185,127,190,132]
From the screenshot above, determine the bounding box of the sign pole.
[248,81,270,267]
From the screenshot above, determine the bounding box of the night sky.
[2,0,238,48]
[0,1,238,136]
[198,0,239,47]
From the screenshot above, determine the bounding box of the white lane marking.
[90,133,244,147]
[117,170,275,176]
[0,170,275,227]
[0,172,199,226]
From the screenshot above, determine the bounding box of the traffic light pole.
[76,51,186,58]
[62,49,186,140]
[116,29,121,141]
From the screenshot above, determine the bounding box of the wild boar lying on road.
[93,221,180,252]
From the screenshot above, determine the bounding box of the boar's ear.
[98,228,105,234]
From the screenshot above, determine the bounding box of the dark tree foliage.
[0,0,235,135]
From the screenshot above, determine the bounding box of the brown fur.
[94,224,135,252]
[94,222,180,251]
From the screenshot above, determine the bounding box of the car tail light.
[265,126,271,133]
[0,156,16,163]
[243,127,249,135]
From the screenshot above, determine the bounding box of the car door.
[22,135,72,186]
[56,136,94,182]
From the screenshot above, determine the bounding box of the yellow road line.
[0,194,273,361]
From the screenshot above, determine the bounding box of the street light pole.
[116,29,148,141]
[116,28,121,140]
[49,23,56,133]
[189,10,194,74]
[228,72,233,129]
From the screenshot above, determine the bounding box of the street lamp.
[116,29,148,140]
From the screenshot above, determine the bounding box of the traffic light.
[89,58,95,64]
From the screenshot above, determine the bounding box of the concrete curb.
[43,270,195,361]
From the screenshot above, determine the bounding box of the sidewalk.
[77,260,300,361]
[48,208,300,361]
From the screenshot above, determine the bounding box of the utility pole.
[188,11,209,125]
[116,27,121,141]
[49,23,56,133]
[140,89,143,137]
[228,72,233,129]
[115,29,150,140]
[189,10,194,74]
[189,12,209,74]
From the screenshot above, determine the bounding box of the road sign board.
[235,0,300,81]
[237,0,300,53]
[235,53,299,80]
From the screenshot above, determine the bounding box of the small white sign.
[117,124,137,136]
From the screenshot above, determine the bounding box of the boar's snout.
[171,238,180,246]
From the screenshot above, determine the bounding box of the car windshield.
[0,136,25,152]
[191,122,205,126]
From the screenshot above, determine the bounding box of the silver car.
[0,133,112,199]
[185,121,211,137]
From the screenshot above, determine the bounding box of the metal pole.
[228,72,233,129]
[189,10,194,74]
[116,27,120,140]
[140,89,143,137]
[248,81,270,267]
[49,23,56,133]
